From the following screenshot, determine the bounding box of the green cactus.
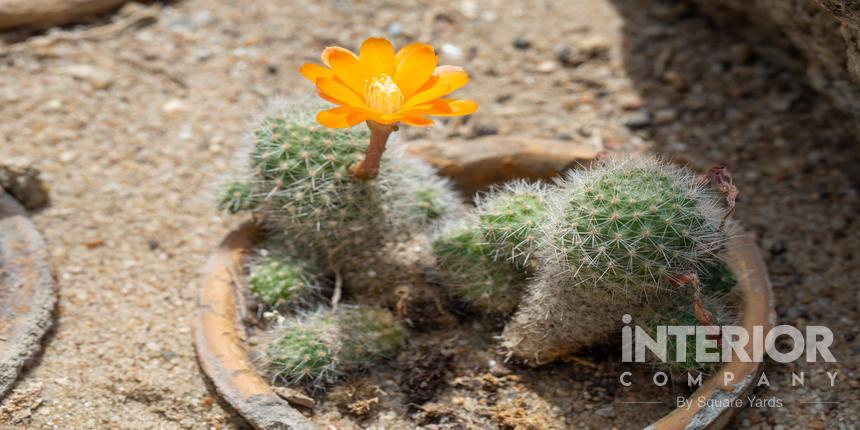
[475,181,549,268]
[266,306,405,388]
[221,101,459,296]
[433,220,525,314]
[267,313,339,386]
[550,156,725,294]
[698,260,737,295]
[218,180,257,214]
[503,156,729,363]
[248,256,319,308]
[640,293,736,372]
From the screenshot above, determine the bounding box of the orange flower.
[300,38,478,128]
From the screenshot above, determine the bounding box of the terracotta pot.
[193,138,774,430]
[0,191,56,400]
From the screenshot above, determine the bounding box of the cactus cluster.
[266,306,405,388]
[219,102,461,390]
[222,100,739,376]
[426,156,732,363]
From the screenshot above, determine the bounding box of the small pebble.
[622,111,652,129]
[441,44,463,59]
[536,60,556,73]
[387,22,404,37]
[513,37,531,50]
[595,405,616,418]
[470,122,499,137]
[61,64,114,90]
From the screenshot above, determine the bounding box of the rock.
[470,122,499,138]
[808,420,826,430]
[653,108,679,124]
[162,98,189,115]
[0,161,49,210]
[536,60,557,73]
[386,21,404,37]
[578,37,610,60]
[441,43,463,60]
[61,64,114,90]
[595,405,616,418]
[622,110,653,129]
[556,46,577,67]
[620,94,644,110]
[556,38,610,67]
[458,0,478,19]
[513,37,531,50]
[272,386,315,409]
[688,0,860,114]
[0,0,129,30]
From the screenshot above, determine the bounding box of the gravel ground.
[0,0,857,429]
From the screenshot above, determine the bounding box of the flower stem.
[351,121,396,180]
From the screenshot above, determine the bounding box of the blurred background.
[0,0,857,428]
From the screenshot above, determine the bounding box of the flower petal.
[395,42,426,69]
[404,99,478,116]
[411,66,470,97]
[402,83,453,109]
[317,106,352,128]
[400,114,434,127]
[316,78,367,108]
[299,63,335,83]
[346,110,370,127]
[359,37,396,77]
[393,44,438,99]
[323,47,370,97]
[368,113,400,125]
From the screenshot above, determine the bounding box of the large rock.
[0,0,128,30]
[691,0,860,113]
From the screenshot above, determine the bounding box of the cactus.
[248,255,320,308]
[639,293,736,372]
[475,180,550,269]
[218,180,257,214]
[698,260,736,295]
[503,156,729,362]
[267,311,339,386]
[266,305,405,388]
[433,219,526,314]
[221,101,459,296]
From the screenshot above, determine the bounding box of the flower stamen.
[365,75,403,114]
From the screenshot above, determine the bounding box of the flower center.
[365,75,404,114]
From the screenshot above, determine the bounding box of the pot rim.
[0,191,56,400]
